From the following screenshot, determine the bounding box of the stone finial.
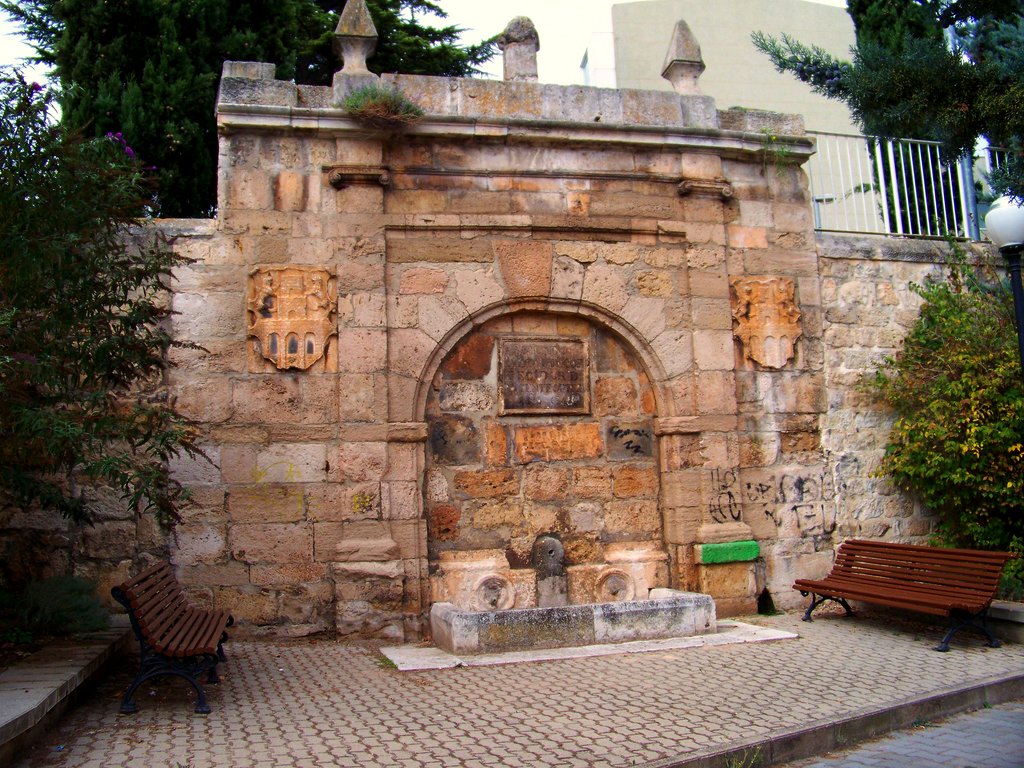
[497,17,540,82]
[661,19,705,95]
[334,0,378,75]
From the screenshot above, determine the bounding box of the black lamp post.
[985,195,1024,380]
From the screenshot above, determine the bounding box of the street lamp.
[984,195,1024,380]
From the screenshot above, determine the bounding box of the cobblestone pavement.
[781,700,1024,768]
[12,612,1024,768]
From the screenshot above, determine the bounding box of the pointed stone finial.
[334,0,378,75]
[497,17,540,82]
[661,19,705,95]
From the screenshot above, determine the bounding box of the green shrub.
[3,576,109,638]
[868,243,1024,597]
[342,84,424,129]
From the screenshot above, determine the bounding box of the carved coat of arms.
[247,267,337,371]
[730,276,802,369]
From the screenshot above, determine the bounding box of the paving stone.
[9,613,1024,768]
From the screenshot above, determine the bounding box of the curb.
[0,616,131,766]
[640,672,1024,768]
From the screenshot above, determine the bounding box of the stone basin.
[430,588,716,655]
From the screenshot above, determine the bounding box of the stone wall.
[0,26,995,637]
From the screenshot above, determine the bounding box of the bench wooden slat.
[112,561,234,713]
[793,539,1013,651]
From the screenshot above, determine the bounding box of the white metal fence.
[806,131,981,239]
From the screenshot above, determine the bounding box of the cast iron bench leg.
[801,592,854,621]
[935,609,1002,652]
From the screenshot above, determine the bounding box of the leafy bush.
[343,84,424,128]
[0,71,204,525]
[0,576,109,639]
[868,244,1024,597]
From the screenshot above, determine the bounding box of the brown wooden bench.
[111,561,233,713]
[794,539,1013,651]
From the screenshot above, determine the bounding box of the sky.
[0,0,847,86]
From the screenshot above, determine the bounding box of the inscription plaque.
[499,338,590,415]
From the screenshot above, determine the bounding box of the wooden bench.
[111,561,233,713]
[794,539,1013,651]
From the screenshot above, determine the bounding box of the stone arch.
[412,298,676,424]
[416,299,677,612]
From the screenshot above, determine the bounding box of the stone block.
[334,442,387,482]
[493,240,553,298]
[384,480,421,520]
[454,468,518,499]
[399,267,450,294]
[337,373,381,421]
[388,237,493,263]
[612,466,658,499]
[169,444,221,487]
[572,466,612,500]
[593,376,640,417]
[274,170,307,211]
[176,562,251,587]
[249,562,327,585]
[604,499,660,535]
[212,585,279,624]
[232,377,302,424]
[523,465,570,502]
[225,168,274,210]
[229,522,313,564]
[453,267,506,312]
[172,291,245,339]
[429,415,481,465]
[513,423,603,463]
[387,328,435,377]
[228,485,305,523]
[693,329,735,371]
[174,524,227,565]
[334,535,401,563]
[80,520,136,560]
[698,560,757,599]
[582,264,628,313]
[337,328,387,373]
[256,443,327,483]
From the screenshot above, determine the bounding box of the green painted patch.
[698,540,760,564]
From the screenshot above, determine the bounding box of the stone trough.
[430,588,716,655]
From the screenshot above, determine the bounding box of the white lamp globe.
[984,195,1024,249]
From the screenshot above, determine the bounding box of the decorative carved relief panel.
[730,276,802,369]
[247,267,337,371]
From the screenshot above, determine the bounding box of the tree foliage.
[2,0,496,217]
[868,245,1024,592]
[752,0,1024,199]
[0,71,201,524]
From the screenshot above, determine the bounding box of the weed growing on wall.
[868,241,1024,596]
[343,84,424,129]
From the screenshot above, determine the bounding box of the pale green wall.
[613,0,859,134]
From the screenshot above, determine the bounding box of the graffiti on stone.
[607,424,653,459]
[744,469,839,536]
[708,468,741,523]
[706,466,841,536]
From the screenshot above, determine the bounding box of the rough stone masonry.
[1,6,989,641]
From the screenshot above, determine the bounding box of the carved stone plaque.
[247,267,337,371]
[498,338,590,414]
[730,276,802,369]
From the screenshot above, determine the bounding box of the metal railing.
[806,131,981,240]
